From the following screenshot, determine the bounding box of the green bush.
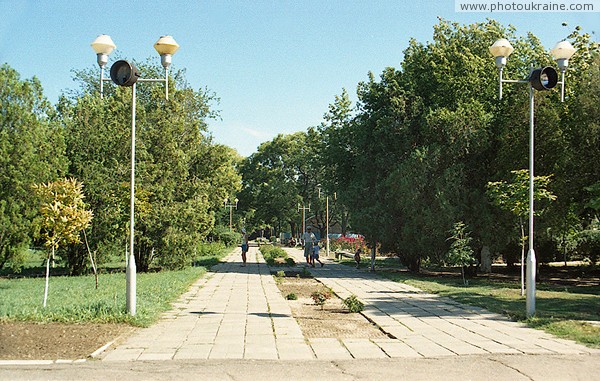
[260,244,289,266]
[209,225,242,247]
[286,293,297,300]
[285,257,296,266]
[276,270,286,278]
[311,291,331,310]
[343,294,365,313]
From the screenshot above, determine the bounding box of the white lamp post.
[298,203,311,240]
[90,34,116,99]
[225,198,239,231]
[91,34,179,316]
[490,38,576,317]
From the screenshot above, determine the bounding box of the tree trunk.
[370,243,376,272]
[83,230,98,289]
[480,246,492,273]
[43,248,52,308]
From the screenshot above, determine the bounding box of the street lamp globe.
[489,38,514,68]
[91,34,116,68]
[154,35,180,69]
[551,40,576,71]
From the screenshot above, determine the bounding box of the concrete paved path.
[102,246,597,362]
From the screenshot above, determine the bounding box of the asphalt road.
[1,354,599,381]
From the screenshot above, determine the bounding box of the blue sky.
[1,1,598,156]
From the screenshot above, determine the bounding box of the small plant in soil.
[286,293,298,300]
[276,270,286,278]
[311,291,331,310]
[343,294,364,313]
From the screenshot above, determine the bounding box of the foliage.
[209,225,242,247]
[260,244,288,266]
[330,236,367,253]
[0,64,67,272]
[60,61,241,272]
[343,294,364,313]
[286,293,298,300]
[32,178,93,306]
[446,222,476,285]
[32,178,93,251]
[310,290,331,310]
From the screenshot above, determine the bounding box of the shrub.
[276,270,286,278]
[343,294,364,313]
[311,291,331,310]
[209,225,241,247]
[285,257,296,266]
[286,293,297,300]
[260,244,289,266]
[330,236,367,254]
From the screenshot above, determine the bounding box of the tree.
[0,64,67,272]
[446,222,476,286]
[61,61,237,271]
[486,170,556,294]
[32,178,93,307]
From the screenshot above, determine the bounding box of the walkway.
[103,246,598,361]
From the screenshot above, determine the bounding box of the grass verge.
[0,246,232,327]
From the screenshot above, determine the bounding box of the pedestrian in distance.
[312,243,324,267]
[241,229,249,266]
[354,248,362,269]
[302,226,317,266]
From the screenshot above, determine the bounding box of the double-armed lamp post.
[90,34,180,316]
[225,198,239,231]
[489,38,576,317]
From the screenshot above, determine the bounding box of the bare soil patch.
[274,272,387,339]
[0,322,132,360]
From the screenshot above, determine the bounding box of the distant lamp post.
[298,203,311,238]
[317,187,332,258]
[91,34,180,316]
[490,38,576,317]
[225,198,238,231]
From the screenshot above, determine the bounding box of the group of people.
[242,226,361,269]
[302,226,324,267]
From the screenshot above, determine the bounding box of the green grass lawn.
[0,245,232,327]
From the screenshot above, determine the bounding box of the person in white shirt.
[302,226,316,265]
[312,243,324,267]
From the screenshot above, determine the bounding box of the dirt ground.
[0,274,382,360]
[274,274,387,339]
[0,322,133,360]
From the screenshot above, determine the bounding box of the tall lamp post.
[298,203,311,239]
[317,187,334,258]
[490,38,576,317]
[225,198,238,231]
[91,34,180,316]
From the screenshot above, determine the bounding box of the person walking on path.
[312,242,324,267]
[241,229,249,266]
[302,226,316,266]
[354,248,362,268]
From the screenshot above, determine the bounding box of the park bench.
[334,251,354,260]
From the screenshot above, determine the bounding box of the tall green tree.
[0,64,67,272]
[60,61,238,271]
